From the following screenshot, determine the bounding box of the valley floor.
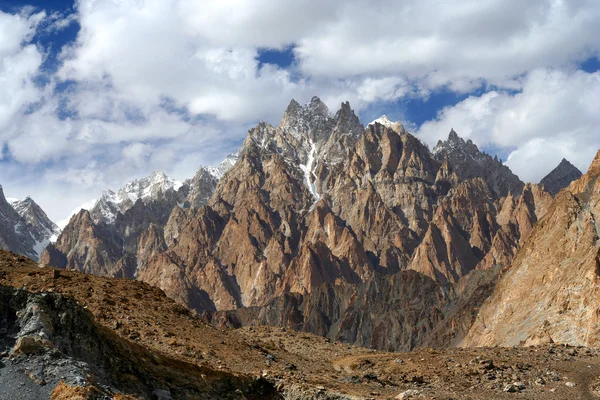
[1,250,599,399]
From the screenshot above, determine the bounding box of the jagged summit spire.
[448,128,461,142]
[539,156,583,195]
[432,128,524,196]
[285,98,302,114]
[281,96,331,125]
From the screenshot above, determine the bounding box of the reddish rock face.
[42,97,575,351]
[462,151,600,347]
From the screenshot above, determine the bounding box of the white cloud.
[2,0,600,224]
[295,0,600,91]
[0,10,46,133]
[417,69,600,182]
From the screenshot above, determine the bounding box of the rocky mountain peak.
[539,157,583,195]
[432,129,524,197]
[120,170,182,199]
[280,96,332,139]
[448,128,460,142]
[308,95,329,115]
[0,190,59,260]
[434,129,479,154]
[89,171,184,224]
[333,101,363,137]
[368,115,405,134]
[284,98,302,115]
[11,197,60,242]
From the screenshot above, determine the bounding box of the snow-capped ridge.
[7,196,61,258]
[368,115,405,133]
[88,170,184,224]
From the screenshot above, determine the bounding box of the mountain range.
[0,96,598,398]
[0,96,578,349]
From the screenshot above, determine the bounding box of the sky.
[1,0,600,225]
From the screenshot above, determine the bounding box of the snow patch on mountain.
[299,136,320,202]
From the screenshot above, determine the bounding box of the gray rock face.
[0,188,57,260]
[213,270,447,352]
[432,130,524,197]
[184,167,220,209]
[11,197,60,256]
[0,284,277,399]
[539,158,582,195]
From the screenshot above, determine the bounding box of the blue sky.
[1,0,600,224]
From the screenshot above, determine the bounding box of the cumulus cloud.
[418,69,600,182]
[0,10,46,132]
[295,0,600,91]
[2,0,600,222]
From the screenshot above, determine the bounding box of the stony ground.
[240,326,600,399]
[2,251,600,399]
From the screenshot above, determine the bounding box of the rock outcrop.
[462,151,600,347]
[432,130,524,197]
[540,158,583,195]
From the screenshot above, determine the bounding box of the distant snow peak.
[214,152,239,179]
[120,170,183,204]
[90,170,183,224]
[368,115,405,133]
[369,115,392,127]
[8,196,61,258]
[193,152,239,181]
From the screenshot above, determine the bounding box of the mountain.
[10,197,60,256]
[0,187,59,260]
[368,114,405,133]
[89,170,186,224]
[462,151,600,347]
[539,157,583,195]
[43,97,586,353]
[432,129,524,197]
[41,157,237,280]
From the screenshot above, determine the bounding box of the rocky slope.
[540,158,583,195]
[3,251,600,399]
[462,150,600,348]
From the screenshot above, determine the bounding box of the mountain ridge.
[42,97,576,354]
